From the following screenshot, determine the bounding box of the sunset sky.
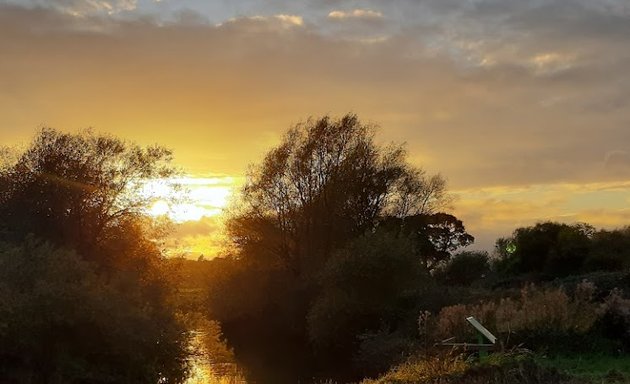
[2,0,630,256]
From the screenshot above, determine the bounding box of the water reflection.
[186,330,247,384]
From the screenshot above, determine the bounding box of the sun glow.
[143,176,237,222]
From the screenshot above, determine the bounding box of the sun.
[150,200,170,216]
[143,176,237,222]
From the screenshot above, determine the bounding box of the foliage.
[0,239,190,384]
[549,271,630,300]
[226,113,450,276]
[307,230,428,354]
[494,222,595,277]
[206,256,304,328]
[208,114,458,379]
[360,353,468,384]
[0,128,176,259]
[435,251,490,286]
[380,214,474,271]
[0,129,189,383]
[597,289,630,350]
[586,228,630,271]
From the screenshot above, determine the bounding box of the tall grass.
[431,281,630,351]
[361,351,584,384]
[434,282,605,343]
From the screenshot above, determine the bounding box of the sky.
[1,0,630,256]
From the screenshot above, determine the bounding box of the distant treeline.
[494,222,630,278]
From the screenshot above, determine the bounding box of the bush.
[432,282,602,351]
[549,271,630,300]
[0,239,190,384]
[597,289,630,351]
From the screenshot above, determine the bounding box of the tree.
[493,222,593,277]
[226,114,449,276]
[0,239,190,384]
[0,128,176,264]
[0,128,190,383]
[435,250,490,286]
[379,213,474,271]
[585,227,630,271]
[209,115,454,380]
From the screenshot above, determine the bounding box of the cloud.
[166,215,227,258]
[173,215,222,237]
[17,0,138,16]
[328,9,383,20]
[2,1,630,187]
[275,14,303,26]
[2,1,630,251]
[220,14,303,29]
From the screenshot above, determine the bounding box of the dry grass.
[361,354,468,384]
[434,281,601,345]
[361,351,587,384]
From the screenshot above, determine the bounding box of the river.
[185,330,248,384]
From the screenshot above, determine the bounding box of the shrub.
[0,239,190,383]
[597,289,630,351]
[550,271,630,301]
[432,282,602,351]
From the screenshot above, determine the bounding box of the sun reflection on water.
[185,331,247,384]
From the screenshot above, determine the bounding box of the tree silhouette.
[0,128,176,264]
[0,128,189,383]
[227,114,450,276]
[209,115,458,380]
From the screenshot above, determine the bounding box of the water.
[185,330,247,384]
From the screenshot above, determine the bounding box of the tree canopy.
[227,114,451,275]
[0,128,189,383]
[0,128,175,257]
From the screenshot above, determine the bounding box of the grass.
[320,353,630,383]
[358,351,630,384]
[536,354,630,382]
[360,354,469,384]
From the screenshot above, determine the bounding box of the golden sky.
[2,0,630,256]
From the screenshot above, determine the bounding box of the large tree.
[227,114,450,276]
[209,115,458,381]
[0,128,177,269]
[0,128,189,383]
